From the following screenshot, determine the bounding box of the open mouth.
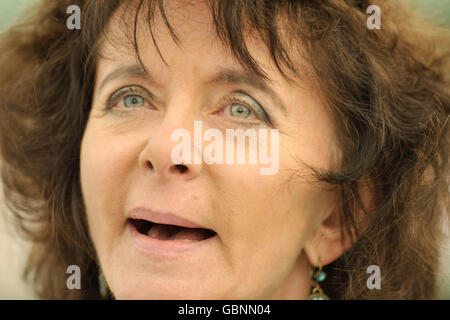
[128,218,217,242]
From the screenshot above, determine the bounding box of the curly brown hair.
[0,0,448,299]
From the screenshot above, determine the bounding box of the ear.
[304,178,373,267]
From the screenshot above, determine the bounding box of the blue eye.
[222,92,271,124]
[229,104,253,119]
[121,94,145,108]
[106,85,152,110]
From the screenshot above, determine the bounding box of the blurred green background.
[0,0,34,30]
[1,0,449,30]
[0,0,449,300]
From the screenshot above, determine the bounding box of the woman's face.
[80,0,338,299]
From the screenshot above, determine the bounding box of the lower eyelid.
[219,114,265,129]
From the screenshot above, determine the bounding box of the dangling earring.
[98,270,110,299]
[308,258,330,300]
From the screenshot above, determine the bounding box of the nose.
[138,116,202,182]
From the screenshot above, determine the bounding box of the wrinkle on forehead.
[97,0,215,66]
[96,0,313,88]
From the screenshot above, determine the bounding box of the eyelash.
[105,85,152,111]
[104,86,272,126]
[221,92,271,126]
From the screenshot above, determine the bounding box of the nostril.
[173,164,188,174]
[146,161,154,170]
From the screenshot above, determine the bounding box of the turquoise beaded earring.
[98,270,110,299]
[308,259,330,300]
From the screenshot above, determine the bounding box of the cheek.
[211,158,332,293]
[79,124,136,256]
[212,155,327,260]
[213,137,333,252]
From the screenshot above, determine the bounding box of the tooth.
[146,225,173,240]
[147,226,159,238]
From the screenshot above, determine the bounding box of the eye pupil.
[230,104,251,118]
[124,95,144,107]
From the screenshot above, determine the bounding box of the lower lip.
[128,222,218,258]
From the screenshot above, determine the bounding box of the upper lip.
[127,206,208,229]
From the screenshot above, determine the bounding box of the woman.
[0,0,448,299]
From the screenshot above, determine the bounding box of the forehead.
[96,0,308,88]
[99,1,230,63]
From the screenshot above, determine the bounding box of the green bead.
[308,292,330,300]
[316,271,326,282]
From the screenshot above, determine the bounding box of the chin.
[113,286,221,300]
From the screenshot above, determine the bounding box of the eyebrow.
[97,64,287,113]
[97,64,152,92]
